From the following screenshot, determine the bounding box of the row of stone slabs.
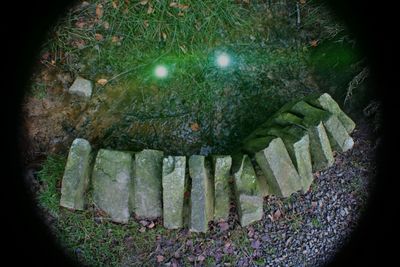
[59,93,355,233]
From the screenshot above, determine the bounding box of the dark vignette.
[4,0,394,266]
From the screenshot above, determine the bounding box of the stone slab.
[212,155,232,221]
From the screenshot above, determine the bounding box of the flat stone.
[212,155,232,221]
[267,126,313,193]
[290,101,354,153]
[60,138,92,210]
[232,155,263,226]
[255,138,303,197]
[162,156,186,229]
[189,155,214,233]
[305,93,356,133]
[134,149,164,219]
[92,149,132,223]
[68,76,92,98]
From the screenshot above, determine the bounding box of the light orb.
[154,65,168,78]
[216,53,230,68]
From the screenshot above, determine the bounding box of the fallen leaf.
[310,39,319,47]
[72,39,86,49]
[112,0,118,9]
[219,221,229,231]
[156,255,165,263]
[177,12,184,16]
[162,32,167,41]
[197,255,205,262]
[144,20,149,28]
[147,4,154,14]
[139,227,146,233]
[95,33,104,41]
[300,0,306,4]
[97,79,108,86]
[75,21,86,28]
[311,201,317,208]
[179,45,187,54]
[139,220,149,226]
[169,2,177,7]
[103,21,110,30]
[112,36,120,43]
[140,0,148,5]
[190,122,200,131]
[96,4,104,19]
[148,221,155,229]
[273,209,282,220]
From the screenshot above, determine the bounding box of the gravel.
[123,121,376,267]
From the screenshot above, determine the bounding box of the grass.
[36,153,172,267]
[37,0,352,155]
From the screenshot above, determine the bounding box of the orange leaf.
[310,39,319,47]
[97,79,108,86]
[95,4,103,19]
[190,122,200,131]
[95,33,104,41]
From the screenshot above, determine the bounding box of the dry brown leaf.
[148,221,155,228]
[95,33,104,41]
[147,4,154,14]
[190,122,200,131]
[143,20,149,28]
[97,79,108,86]
[310,39,319,47]
[96,4,103,19]
[112,36,120,43]
[75,21,86,28]
[140,0,149,5]
[300,0,306,4]
[156,255,165,263]
[112,0,118,9]
[273,209,282,220]
[139,227,146,233]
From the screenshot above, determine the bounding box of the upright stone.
[92,149,132,223]
[162,156,186,229]
[60,138,92,210]
[291,101,354,152]
[212,156,232,221]
[305,93,356,133]
[307,122,335,171]
[255,138,303,197]
[134,149,164,219]
[267,126,313,193]
[232,155,263,226]
[189,155,214,233]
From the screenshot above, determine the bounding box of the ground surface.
[30,120,375,267]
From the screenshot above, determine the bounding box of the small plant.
[311,217,321,228]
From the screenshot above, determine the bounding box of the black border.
[5,0,394,266]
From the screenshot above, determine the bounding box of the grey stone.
[305,93,356,133]
[307,122,334,171]
[60,138,92,210]
[68,76,92,98]
[189,155,214,232]
[232,155,263,226]
[92,149,132,223]
[134,149,164,219]
[290,101,354,153]
[162,156,186,229]
[212,155,232,221]
[266,126,313,193]
[255,138,303,197]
